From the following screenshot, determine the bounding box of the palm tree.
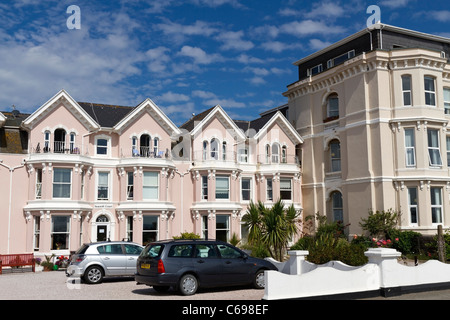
[242,199,301,261]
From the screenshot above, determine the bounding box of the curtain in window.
[53,169,71,198]
[431,187,442,223]
[216,177,229,199]
[428,130,442,166]
[143,172,158,199]
[405,129,415,166]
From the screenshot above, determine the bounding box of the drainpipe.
[0,159,25,254]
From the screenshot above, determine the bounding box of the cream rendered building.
[285,24,450,236]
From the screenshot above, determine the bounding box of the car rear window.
[75,244,89,254]
[168,244,194,257]
[140,244,164,258]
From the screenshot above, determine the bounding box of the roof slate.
[77,102,135,128]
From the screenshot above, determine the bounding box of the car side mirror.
[241,254,249,260]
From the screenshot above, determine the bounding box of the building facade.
[285,23,450,236]
[0,90,303,256]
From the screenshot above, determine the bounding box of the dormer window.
[327,50,355,68]
[307,64,323,77]
[95,135,110,156]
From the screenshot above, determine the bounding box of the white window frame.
[36,168,42,199]
[143,171,159,200]
[402,75,412,106]
[280,178,292,201]
[327,50,355,68]
[444,87,450,115]
[97,171,110,201]
[241,177,252,202]
[424,76,436,106]
[95,135,110,156]
[407,187,418,225]
[266,178,273,202]
[427,129,442,167]
[307,64,323,77]
[51,215,71,250]
[330,140,341,172]
[431,187,443,224]
[404,128,416,167]
[53,168,72,199]
[127,171,134,200]
[201,175,208,201]
[215,175,230,200]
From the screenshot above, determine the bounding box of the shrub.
[173,232,201,239]
[388,229,422,255]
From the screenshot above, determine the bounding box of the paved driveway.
[0,270,265,300]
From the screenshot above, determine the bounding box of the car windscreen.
[140,244,164,258]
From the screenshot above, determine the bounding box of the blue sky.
[1,0,450,125]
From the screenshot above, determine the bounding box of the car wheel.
[253,270,265,289]
[84,266,104,284]
[179,274,198,296]
[153,285,170,293]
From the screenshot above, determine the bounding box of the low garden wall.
[263,248,450,300]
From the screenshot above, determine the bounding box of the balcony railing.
[30,141,86,155]
[257,154,300,165]
[121,147,172,160]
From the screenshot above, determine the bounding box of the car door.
[193,244,223,286]
[123,244,143,275]
[97,244,127,276]
[217,244,254,285]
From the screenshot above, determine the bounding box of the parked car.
[66,241,144,284]
[135,239,277,295]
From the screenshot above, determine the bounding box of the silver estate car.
[66,241,144,284]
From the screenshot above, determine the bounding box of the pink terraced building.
[0,90,303,256]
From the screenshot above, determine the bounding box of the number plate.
[141,263,151,269]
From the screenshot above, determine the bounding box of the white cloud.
[157,91,191,103]
[216,30,254,51]
[379,0,412,8]
[280,20,346,37]
[178,46,224,64]
[309,38,332,51]
[305,2,345,19]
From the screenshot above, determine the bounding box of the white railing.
[257,154,300,165]
[263,248,450,300]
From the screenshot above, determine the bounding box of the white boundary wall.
[263,248,450,300]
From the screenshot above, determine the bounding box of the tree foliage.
[242,199,300,261]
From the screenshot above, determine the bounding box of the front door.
[97,225,107,242]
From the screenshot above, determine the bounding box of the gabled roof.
[22,90,100,131]
[253,111,303,145]
[183,105,247,140]
[113,98,182,136]
[78,102,134,128]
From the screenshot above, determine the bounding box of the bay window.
[53,168,72,199]
[143,172,159,200]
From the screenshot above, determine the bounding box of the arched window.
[329,140,341,172]
[96,215,109,223]
[54,128,66,153]
[132,136,139,156]
[153,137,159,156]
[265,144,271,163]
[325,93,339,121]
[331,191,343,222]
[44,131,51,152]
[281,145,287,163]
[272,143,280,163]
[210,138,219,160]
[203,141,209,160]
[140,134,151,157]
[222,141,227,161]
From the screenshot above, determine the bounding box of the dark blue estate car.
[135,239,277,295]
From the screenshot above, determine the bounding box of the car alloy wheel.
[179,274,198,295]
[85,266,104,284]
[253,270,265,289]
